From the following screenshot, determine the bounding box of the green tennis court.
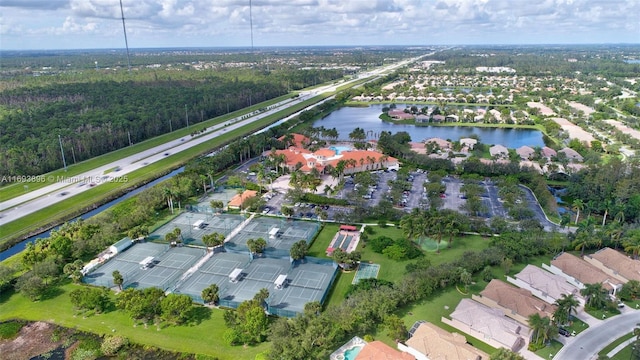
[352,262,380,284]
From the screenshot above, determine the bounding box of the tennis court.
[269,259,338,315]
[225,217,320,254]
[221,257,288,305]
[83,242,167,288]
[83,242,205,290]
[352,262,380,284]
[174,252,250,302]
[151,212,245,246]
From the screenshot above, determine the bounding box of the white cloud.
[0,0,638,49]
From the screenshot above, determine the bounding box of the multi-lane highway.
[0,54,428,228]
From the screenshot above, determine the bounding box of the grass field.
[535,340,563,359]
[0,283,267,360]
[599,332,634,357]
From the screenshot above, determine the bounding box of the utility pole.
[249,0,254,52]
[58,134,67,172]
[120,0,132,72]
[128,130,132,146]
[185,104,189,127]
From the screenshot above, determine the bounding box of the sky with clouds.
[1,0,639,50]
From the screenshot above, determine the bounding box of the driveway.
[553,310,640,360]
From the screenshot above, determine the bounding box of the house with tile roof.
[541,146,557,159]
[424,138,452,151]
[271,147,399,174]
[543,252,623,295]
[278,133,310,148]
[460,138,477,151]
[516,146,535,160]
[558,147,584,162]
[507,265,583,305]
[472,279,556,325]
[355,341,415,360]
[389,110,415,120]
[227,190,257,209]
[584,247,640,283]
[441,299,530,351]
[489,144,509,159]
[399,322,489,360]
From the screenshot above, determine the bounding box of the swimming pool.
[344,345,363,360]
[329,145,353,155]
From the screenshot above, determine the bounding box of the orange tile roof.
[278,133,310,148]
[552,252,622,289]
[588,247,640,282]
[480,279,556,319]
[355,341,415,360]
[227,190,257,208]
[314,148,336,157]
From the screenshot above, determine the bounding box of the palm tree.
[602,199,612,226]
[572,199,584,225]
[580,283,608,309]
[445,219,460,249]
[400,215,417,243]
[572,232,592,256]
[528,313,546,345]
[202,284,219,305]
[623,230,640,259]
[254,288,270,309]
[554,293,579,326]
[163,187,175,214]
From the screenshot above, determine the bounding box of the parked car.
[558,328,570,337]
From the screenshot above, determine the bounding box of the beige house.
[489,144,509,158]
[442,299,530,352]
[584,247,640,283]
[399,322,488,360]
[507,265,583,305]
[543,252,623,295]
[516,146,535,160]
[472,279,556,325]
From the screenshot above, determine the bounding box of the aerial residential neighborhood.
[1,1,640,360]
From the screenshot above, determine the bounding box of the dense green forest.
[0,68,342,176]
[428,45,640,78]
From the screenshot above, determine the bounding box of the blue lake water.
[313,104,545,148]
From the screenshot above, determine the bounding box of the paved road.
[517,184,570,233]
[554,310,640,360]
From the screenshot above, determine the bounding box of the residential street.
[553,309,640,360]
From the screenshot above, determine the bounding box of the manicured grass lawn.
[535,340,563,359]
[307,223,339,259]
[565,317,589,336]
[599,332,634,357]
[0,283,267,360]
[611,340,639,360]
[585,306,621,320]
[324,270,356,309]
